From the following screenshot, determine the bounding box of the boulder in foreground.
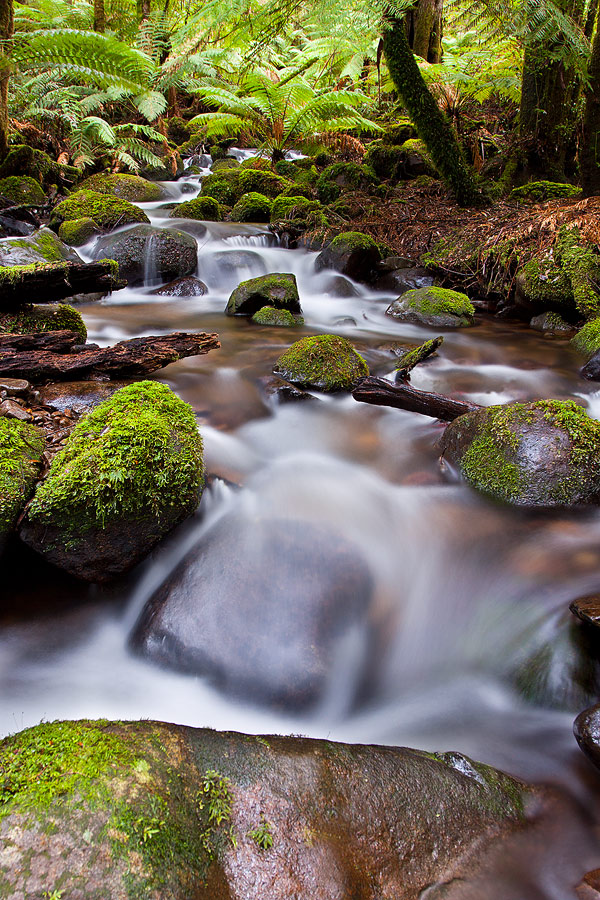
[0,718,540,899]
[20,381,205,581]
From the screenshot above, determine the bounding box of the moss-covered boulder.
[19,381,205,581]
[572,318,600,357]
[439,399,600,507]
[230,192,272,223]
[0,303,87,342]
[274,158,319,187]
[382,118,417,145]
[315,231,381,282]
[77,173,168,202]
[93,224,198,286]
[397,139,436,178]
[251,306,303,326]
[270,195,320,222]
[50,190,150,231]
[226,273,301,317]
[510,181,582,202]
[0,175,45,205]
[273,334,368,391]
[237,168,292,198]
[0,417,44,547]
[210,157,239,172]
[0,718,548,900]
[363,140,405,179]
[530,311,574,334]
[199,172,240,205]
[0,227,79,266]
[58,216,103,247]
[0,145,74,188]
[170,196,222,221]
[386,286,475,328]
[316,162,378,203]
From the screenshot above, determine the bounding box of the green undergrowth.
[572,317,600,356]
[0,418,45,534]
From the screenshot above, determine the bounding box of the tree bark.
[94,0,105,32]
[0,0,13,161]
[405,0,443,63]
[0,261,122,310]
[581,1,600,195]
[352,377,479,420]
[139,0,151,22]
[382,11,482,206]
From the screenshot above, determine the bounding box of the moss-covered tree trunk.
[0,0,12,161]
[138,0,151,22]
[93,0,105,32]
[581,1,600,195]
[405,0,443,63]
[382,11,481,206]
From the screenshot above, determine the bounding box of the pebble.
[0,399,32,421]
[0,378,30,396]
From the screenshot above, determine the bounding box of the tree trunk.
[581,1,600,195]
[405,0,443,63]
[139,0,151,22]
[0,0,13,161]
[93,0,105,32]
[382,11,482,206]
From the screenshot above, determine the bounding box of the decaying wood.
[352,376,479,421]
[394,336,444,381]
[0,331,221,381]
[0,260,121,308]
[0,330,81,352]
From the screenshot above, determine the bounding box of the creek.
[3,156,600,895]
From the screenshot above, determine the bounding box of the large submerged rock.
[132,514,373,708]
[19,381,205,581]
[0,718,545,899]
[93,224,198,285]
[439,399,600,507]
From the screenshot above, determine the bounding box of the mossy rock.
[510,181,582,202]
[315,231,381,283]
[166,115,192,144]
[1,303,87,342]
[237,169,294,198]
[239,156,272,170]
[397,139,437,177]
[211,158,240,172]
[20,381,205,581]
[230,192,272,223]
[278,183,314,200]
[271,195,320,222]
[381,119,417,145]
[58,216,103,247]
[0,227,79,266]
[200,173,240,205]
[530,312,574,335]
[93,224,198,286]
[439,399,600,508]
[50,190,150,231]
[572,317,600,357]
[0,175,45,205]
[226,273,301,317]
[251,306,303,326]
[273,334,369,392]
[0,145,55,186]
[274,159,319,187]
[386,286,475,328]
[170,196,222,221]
[0,719,542,899]
[0,417,44,543]
[316,163,378,203]
[363,140,405,179]
[77,173,168,202]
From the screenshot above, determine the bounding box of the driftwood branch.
[394,336,444,381]
[0,260,121,309]
[0,331,221,381]
[352,377,479,421]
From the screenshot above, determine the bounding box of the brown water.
[3,164,600,896]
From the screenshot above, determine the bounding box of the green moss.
[399,138,436,172]
[200,174,239,205]
[278,183,314,200]
[461,407,523,503]
[0,146,53,184]
[169,196,222,221]
[210,158,239,172]
[555,227,600,318]
[316,163,378,203]
[50,190,149,230]
[0,304,87,342]
[0,418,45,535]
[58,217,100,247]
[237,169,292,198]
[226,273,300,316]
[382,119,416,145]
[510,181,582,202]
[328,231,379,254]
[77,174,165,202]
[27,381,204,536]
[271,195,319,222]
[0,176,45,204]
[251,306,303,326]
[408,285,473,316]
[273,334,369,392]
[0,261,72,288]
[572,317,600,357]
[363,140,405,179]
[167,116,192,144]
[230,192,272,223]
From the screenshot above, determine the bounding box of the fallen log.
[0,330,81,353]
[394,336,444,381]
[352,377,480,421]
[0,260,121,308]
[0,331,221,381]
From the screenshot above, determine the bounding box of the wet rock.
[34,381,129,414]
[0,378,29,397]
[439,399,600,507]
[315,231,381,283]
[58,216,104,247]
[93,224,198,286]
[581,349,600,381]
[323,274,361,297]
[574,702,600,771]
[169,196,222,221]
[50,190,150,231]
[0,226,80,266]
[77,172,169,202]
[387,286,475,328]
[258,375,314,403]
[530,312,574,334]
[20,382,205,582]
[152,276,208,297]
[0,417,44,546]
[251,306,303,326]
[570,595,600,629]
[0,719,552,900]
[0,399,32,421]
[226,272,301,317]
[375,266,434,294]
[132,515,373,708]
[577,870,600,899]
[273,334,369,392]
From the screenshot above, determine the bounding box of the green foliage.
[248,818,274,850]
[0,176,45,204]
[0,418,45,535]
[231,191,272,222]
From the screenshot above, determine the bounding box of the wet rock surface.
[226,272,301,317]
[315,231,381,283]
[93,224,198,286]
[151,275,208,296]
[574,703,600,772]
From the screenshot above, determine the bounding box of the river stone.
[0,378,30,397]
[226,272,301,317]
[19,382,205,582]
[0,719,546,900]
[93,224,198,286]
[151,275,207,297]
[273,334,369,392]
[438,399,600,508]
[387,286,475,328]
[315,231,381,283]
[574,702,600,771]
[0,226,80,266]
[375,266,434,294]
[530,312,574,334]
[132,515,373,708]
[35,381,130,414]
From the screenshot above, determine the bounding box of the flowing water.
[3,156,600,895]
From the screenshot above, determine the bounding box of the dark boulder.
[226,272,301,317]
[315,231,381,283]
[93,224,198,286]
[152,276,208,297]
